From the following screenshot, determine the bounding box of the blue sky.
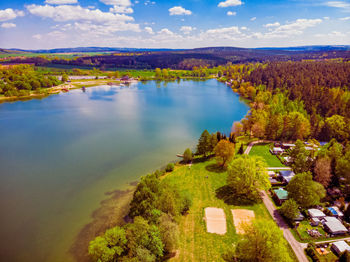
[0,0,349,49]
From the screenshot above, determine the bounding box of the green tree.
[339,250,350,262]
[183,148,193,163]
[165,163,174,172]
[129,174,160,219]
[286,172,326,208]
[197,130,211,156]
[279,199,299,223]
[290,140,312,173]
[61,74,68,82]
[235,219,293,262]
[158,213,179,254]
[314,157,332,188]
[238,143,244,154]
[325,115,349,142]
[227,155,270,203]
[336,150,350,184]
[214,140,235,167]
[88,226,127,262]
[125,217,164,260]
[155,68,161,79]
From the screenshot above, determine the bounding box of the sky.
[0,0,349,49]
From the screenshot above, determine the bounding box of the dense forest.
[0,65,61,97]
[226,61,350,142]
[2,47,350,70]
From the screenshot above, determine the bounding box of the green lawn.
[249,143,285,167]
[295,221,327,241]
[162,159,293,261]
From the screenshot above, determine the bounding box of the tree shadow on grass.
[205,163,226,173]
[68,183,136,262]
[215,185,260,206]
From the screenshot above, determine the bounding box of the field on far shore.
[163,159,286,261]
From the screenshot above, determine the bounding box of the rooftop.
[332,241,350,253]
[324,217,348,233]
[273,188,288,200]
[308,208,326,218]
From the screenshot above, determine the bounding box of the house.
[294,212,305,222]
[323,216,348,235]
[282,143,295,149]
[328,207,344,219]
[308,209,326,219]
[310,217,321,226]
[279,170,296,184]
[270,147,284,155]
[269,177,280,185]
[272,188,288,205]
[331,241,350,256]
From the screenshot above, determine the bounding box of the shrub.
[165,163,174,172]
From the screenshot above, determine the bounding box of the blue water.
[0,79,248,262]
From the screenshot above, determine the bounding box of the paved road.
[261,191,309,262]
[245,141,308,262]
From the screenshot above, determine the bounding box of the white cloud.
[145,26,154,34]
[158,28,174,35]
[340,16,350,20]
[0,8,24,22]
[227,11,237,16]
[323,16,330,20]
[241,26,247,30]
[264,18,323,38]
[1,22,16,28]
[264,22,280,28]
[100,0,131,6]
[180,26,194,34]
[32,34,42,40]
[26,4,134,23]
[218,0,242,7]
[109,6,133,13]
[324,1,350,9]
[45,0,78,4]
[169,6,192,16]
[250,17,256,21]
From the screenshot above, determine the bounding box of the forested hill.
[2,46,350,70]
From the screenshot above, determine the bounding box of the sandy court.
[204,207,227,235]
[231,209,255,234]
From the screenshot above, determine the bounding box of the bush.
[183,148,193,163]
[165,163,174,172]
[180,192,192,214]
[305,243,320,262]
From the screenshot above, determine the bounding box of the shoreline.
[0,79,129,104]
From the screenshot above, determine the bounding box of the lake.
[0,79,249,262]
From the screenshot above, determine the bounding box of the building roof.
[280,170,296,183]
[273,188,288,200]
[268,171,276,176]
[332,241,350,254]
[273,147,284,152]
[282,143,296,147]
[308,209,326,218]
[324,217,348,234]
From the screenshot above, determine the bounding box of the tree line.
[0,65,61,97]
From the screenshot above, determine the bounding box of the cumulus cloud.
[144,26,154,34]
[340,16,350,20]
[218,0,242,8]
[158,28,174,35]
[264,18,323,38]
[0,8,24,22]
[109,6,133,13]
[169,6,192,16]
[32,34,42,40]
[45,0,78,4]
[26,4,134,23]
[250,17,256,21]
[264,22,280,28]
[227,11,237,16]
[180,26,194,34]
[1,22,16,28]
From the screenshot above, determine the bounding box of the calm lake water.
[0,79,249,262]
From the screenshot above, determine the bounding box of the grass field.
[162,159,288,261]
[249,143,285,167]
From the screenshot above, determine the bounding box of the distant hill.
[7,45,350,54]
